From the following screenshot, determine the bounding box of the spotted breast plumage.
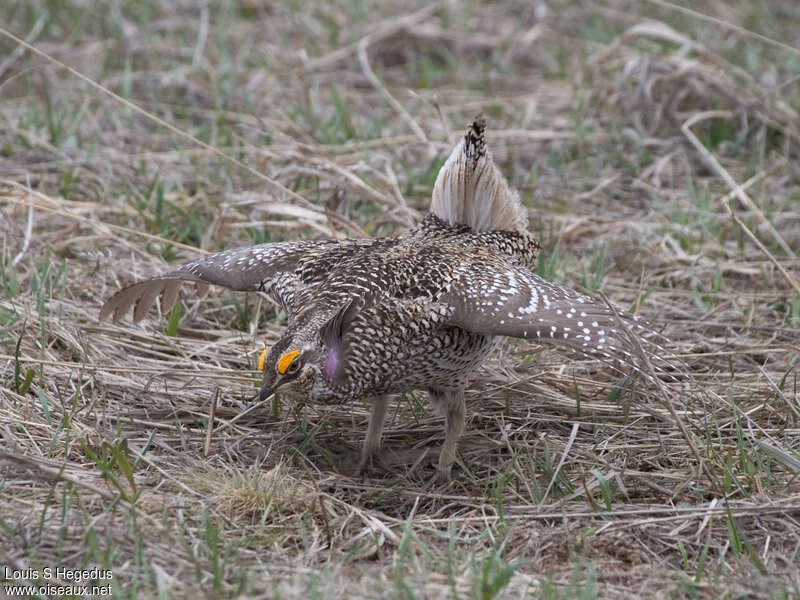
[101,116,671,480]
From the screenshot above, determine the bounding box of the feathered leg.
[429,388,466,480]
[356,395,390,475]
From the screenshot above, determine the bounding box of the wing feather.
[100,240,341,323]
[441,264,678,379]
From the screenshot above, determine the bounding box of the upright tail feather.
[431,115,528,234]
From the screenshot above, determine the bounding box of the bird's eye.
[287,359,301,373]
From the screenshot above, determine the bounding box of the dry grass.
[1,1,799,598]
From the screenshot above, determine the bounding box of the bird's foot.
[418,466,454,491]
[354,451,389,478]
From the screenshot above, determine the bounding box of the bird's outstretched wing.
[100,239,343,323]
[440,263,676,378]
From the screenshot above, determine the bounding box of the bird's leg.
[356,394,390,475]
[430,388,466,481]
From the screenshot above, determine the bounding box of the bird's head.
[256,300,359,403]
[257,335,324,401]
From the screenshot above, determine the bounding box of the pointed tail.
[431,115,528,234]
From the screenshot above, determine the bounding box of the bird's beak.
[257,385,274,402]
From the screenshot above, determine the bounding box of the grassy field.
[1,1,799,597]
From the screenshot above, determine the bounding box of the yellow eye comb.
[258,348,268,371]
[276,350,300,374]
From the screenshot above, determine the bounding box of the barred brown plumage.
[100,116,676,480]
